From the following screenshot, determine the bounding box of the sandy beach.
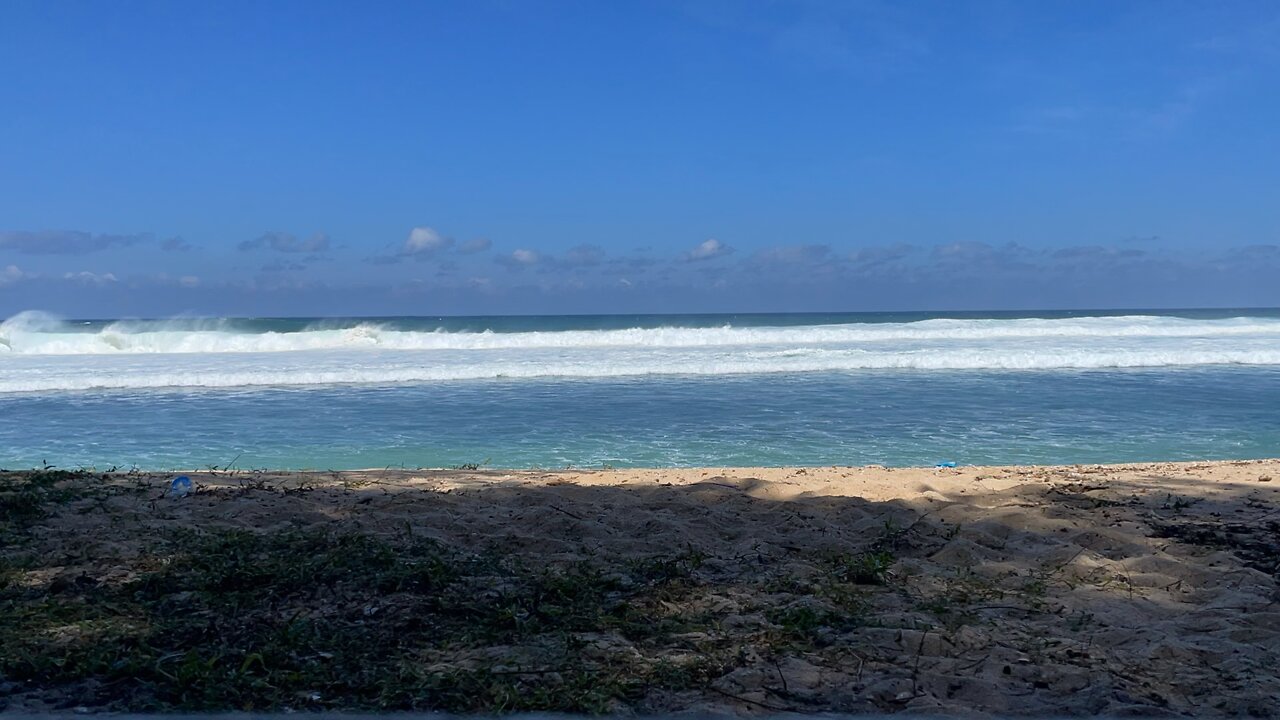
[2,460,1278,715]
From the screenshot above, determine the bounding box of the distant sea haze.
[2,309,1279,470]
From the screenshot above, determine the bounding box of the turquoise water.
[2,310,1278,469]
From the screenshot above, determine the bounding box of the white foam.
[3,313,1280,355]
[3,311,1279,392]
[2,346,1279,393]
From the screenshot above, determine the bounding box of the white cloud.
[495,249,540,268]
[63,271,118,286]
[403,226,453,255]
[684,238,733,262]
[0,264,29,286]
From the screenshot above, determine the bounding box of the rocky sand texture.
[2,461,1278,715]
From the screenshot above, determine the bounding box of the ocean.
[2,308,1278,470]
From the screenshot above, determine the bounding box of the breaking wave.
[3,311,1280,355]
[3,310,1280,392]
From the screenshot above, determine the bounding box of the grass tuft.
[0,526,719,711]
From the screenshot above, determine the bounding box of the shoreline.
[285,457,1280,473]
[3,460,1278,714]
[24,456,1280,475]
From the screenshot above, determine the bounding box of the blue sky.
[1,0,1278,316]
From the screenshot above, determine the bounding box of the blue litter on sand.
[168,475,192,497]
[935,461,958,468]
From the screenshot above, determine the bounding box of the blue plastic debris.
[935,461,958,468]
[168,475,193,498]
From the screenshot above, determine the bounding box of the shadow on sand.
[1,463,1277,715]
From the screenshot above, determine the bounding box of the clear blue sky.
[2,0,1278,316]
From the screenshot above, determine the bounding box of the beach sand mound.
[2,461,1278,715]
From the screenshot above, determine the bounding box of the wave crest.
[4,311,1280,392]
[3,313,1280,355]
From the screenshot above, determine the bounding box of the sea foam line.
[3,347,1280,392]
[3,313,1280,355]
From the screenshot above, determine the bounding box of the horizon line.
[7,305,1280,324]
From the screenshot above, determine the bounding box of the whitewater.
[3,310,1280,393]
[4,309,1279,469]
